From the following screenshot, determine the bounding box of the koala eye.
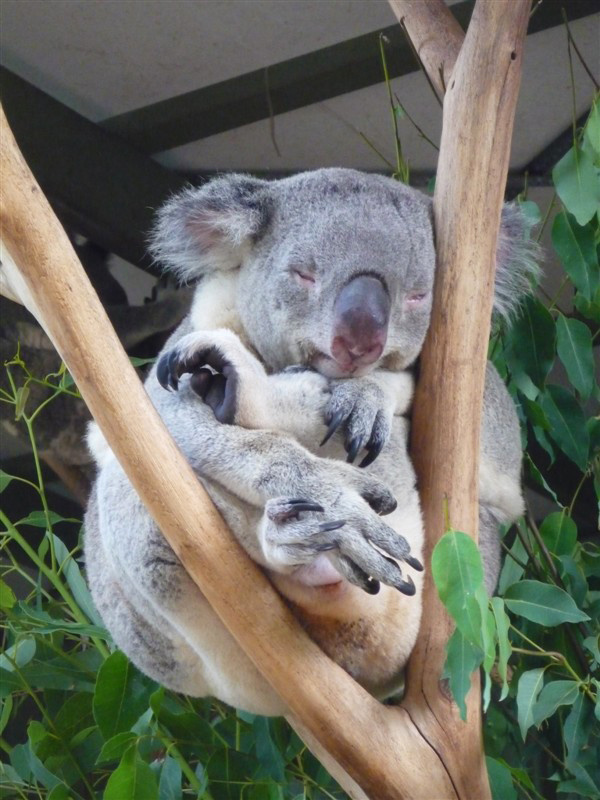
[293,269,317,287]
[406,291,428,307]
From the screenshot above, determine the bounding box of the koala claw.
[267,499,325,523]
[320,410,345,447]
[157,344,239,424]
[405,555,424,572]
[322,381,392,468]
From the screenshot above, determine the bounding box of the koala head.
[150,168,538,376]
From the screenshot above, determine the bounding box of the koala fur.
[85,169,537,716]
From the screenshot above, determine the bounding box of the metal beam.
[101,0,599,154]
[1,67,185,268]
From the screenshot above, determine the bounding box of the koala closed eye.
[292,268,317,287]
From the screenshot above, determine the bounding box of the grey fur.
[85,168,533,714]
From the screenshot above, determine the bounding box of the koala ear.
[148,174,272,282]
[494,203,542,321]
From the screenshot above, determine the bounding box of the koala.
[84,168,537,716]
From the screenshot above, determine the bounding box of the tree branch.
[390,0,530,797]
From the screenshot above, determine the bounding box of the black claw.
[346,435,365,464]
[156,353,172,391]
[314,542,338,552]
[358,440,384,468]
[287,501,325,514]
[320,410,345,447]
[396,575,416,596]
[318,520,346,532]
[365,577,381,595]
[406,555,424,572]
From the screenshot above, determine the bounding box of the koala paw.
[260,487,422,596]
[156,329,266,424]
[321,379,392,468]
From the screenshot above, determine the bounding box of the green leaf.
[0,469,15,493]
[541,385,590,471]
[253,717,286,782]
[486,756,517,800]
[525,455,561,504]
[443,628,483,721]
[432,531,485,647]
[158,756,182,800]
[505,297,555,388]
[556,315,595,400]
[584,97,600,156]
[533,680,579,727]
[583,637,600,668]
[553,145,600,226]
[0,579,16,610]
[552,212,600,300]
[19,510,67,528]
[539,512,577,556]
[564,692,594,769]
[0,695,13,736]
[504,580,590,625]
[490,598,512,701]
[49,534,103,626]
[14,385,30,419]
[97,732,138,765]
[517,668,545,740]
[498,531,529,594]
[0,636,36,671]
[93,651,156,740]
[103,745,158,800]
[12,602,110,639]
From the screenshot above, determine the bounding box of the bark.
[0,0,529,792]
[388,0,464,97]
[390,0,531,797]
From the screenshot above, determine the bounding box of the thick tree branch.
[1,104,452,799]
[390,0,530,798]
[388,0,464,96]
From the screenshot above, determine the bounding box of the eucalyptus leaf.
[498,530,529,594]
[533,680,579,727]
[443,628,483,721]
[0,469,15,493]
[517,668,546,740]
[253,717,286,782]
[539,512,577,556]
[584,97,600,156]
[553,146,600,226]
[556,315,595,400]
[50,534,103,626]
[504,580,590,625]
[551,212,600,301]
[0,578,16,610]
[0,636,36,672]
[93,651,156,740]
[158,756,182,800]
[96,732,138,765]
[505,296,555,388]
[431,531,485,647]
[486,756,517,800]
[490,598,511,701]
[103,745,158,800]
[541,385,590,471]
[564,692,594,770]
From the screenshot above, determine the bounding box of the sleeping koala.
[85,168,537,715]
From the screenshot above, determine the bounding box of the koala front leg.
[150,331,421,593]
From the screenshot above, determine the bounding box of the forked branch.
[0,0,529,793]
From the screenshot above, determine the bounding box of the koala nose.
[331,275,390,370]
